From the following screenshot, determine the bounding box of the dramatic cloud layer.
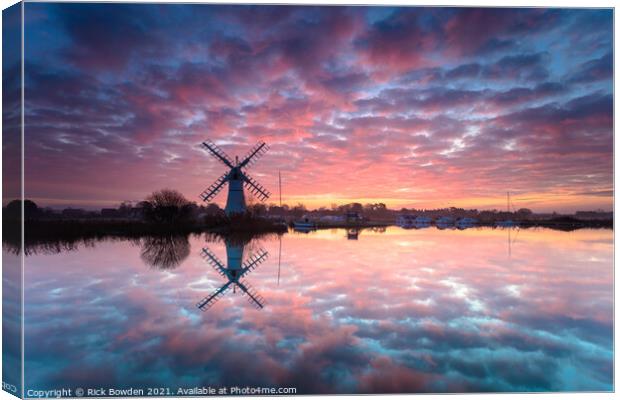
[14,5,613,211]
[23,228,613,392]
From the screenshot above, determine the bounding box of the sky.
[4,4,613,212]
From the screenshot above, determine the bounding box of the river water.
[16,226,613,394]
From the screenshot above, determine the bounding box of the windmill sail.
[197,281,232,310]
[200,247,228,276]
[200,139,271,216]
[237,280,265,309]
[241,249,268,274]
[200,172,228,202]
[202,140,234,168]
[197,243,269,312]
[243,173,271,201]
[239,141,269,168]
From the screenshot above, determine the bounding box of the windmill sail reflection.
[197,240,269,311]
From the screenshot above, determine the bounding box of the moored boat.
[496,220,518,228]
[456,217,478,229]
[435,216,455,229]
[293,217,317,231]
[397,214,433,229]
[414,216,432,228]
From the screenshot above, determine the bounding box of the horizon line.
[3,198,613,215]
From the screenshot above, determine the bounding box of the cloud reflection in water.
[22,227,612,393]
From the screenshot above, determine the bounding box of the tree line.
[2,188,556,225]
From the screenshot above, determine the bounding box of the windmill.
[200,140,271,216]
[196,240,269,311]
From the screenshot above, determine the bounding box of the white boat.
[456,217,478,229]
[414,216,432,224]
[398,214,432,228]
[496,220,517,228]
[435,216,454,229]
[413,216,432,229]
[293,217,317,231]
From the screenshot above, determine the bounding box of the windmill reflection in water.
[197,240,270,311]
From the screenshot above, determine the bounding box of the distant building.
[319,215,345,223]
[396,214,416,226]
[575,211,613,220]
[128,207,144,219]
[345,211,363,223]
[101,208,120,218]
[61,208,86,218]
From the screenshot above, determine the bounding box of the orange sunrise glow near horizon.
[23,173,612,214]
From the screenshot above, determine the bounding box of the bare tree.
[144,189,192,224]
[147,189,189,209]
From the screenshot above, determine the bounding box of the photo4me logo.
[229,387,297,395]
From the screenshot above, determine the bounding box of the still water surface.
[21,227,613,393]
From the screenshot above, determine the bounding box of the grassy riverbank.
[3,217,287,252]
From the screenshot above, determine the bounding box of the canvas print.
[2,3,614,397]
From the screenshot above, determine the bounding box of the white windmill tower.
[200,140,271,216]
[196,241,269,311]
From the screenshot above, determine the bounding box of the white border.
[0,1,615,400]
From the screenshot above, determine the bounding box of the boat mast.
[507,191,510,213]
[279,170,282,207]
